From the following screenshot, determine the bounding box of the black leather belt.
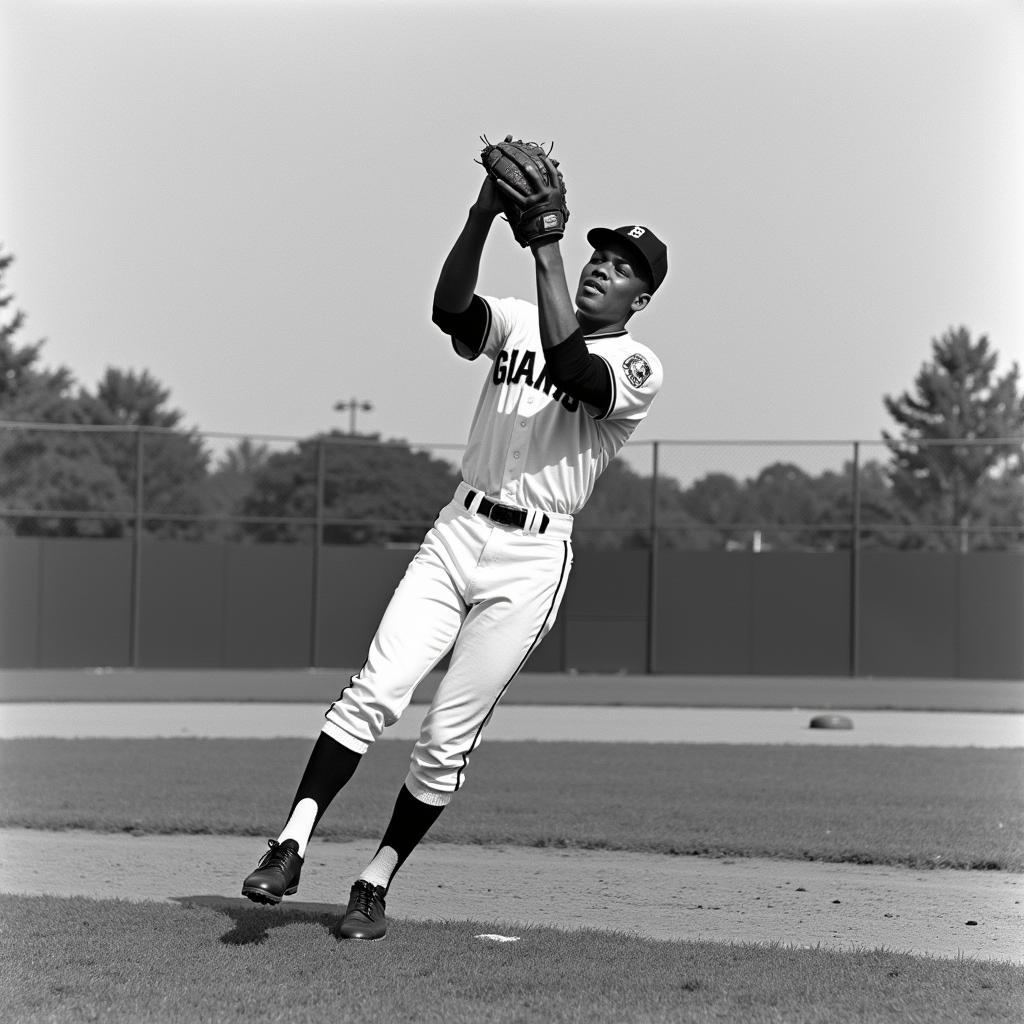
[464,489,550,534]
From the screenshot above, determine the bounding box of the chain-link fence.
[647,437,1024,553]
[1,421,1022,552]
[3,421,1021,675]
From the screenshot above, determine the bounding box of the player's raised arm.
[493,154,615,410]
[432,178,504,316]
[531,238,616,412]
[532,238,583,351]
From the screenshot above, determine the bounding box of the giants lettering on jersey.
[492,348,580,412]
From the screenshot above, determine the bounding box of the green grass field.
[2,895,1022,1024]
[2,734,1023,1022]
[2,738,1022,870]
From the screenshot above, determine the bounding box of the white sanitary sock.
[277,798,318,858]
[358,846,399,890]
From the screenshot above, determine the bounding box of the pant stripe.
[324,658,368,726]
[453,540,571,791]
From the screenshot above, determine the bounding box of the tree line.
[1,244,1021,551]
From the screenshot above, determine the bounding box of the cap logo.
[627,226,646,239]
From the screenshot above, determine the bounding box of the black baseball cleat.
[241,838,303,905]
[337,879,388,940]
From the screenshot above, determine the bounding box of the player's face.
[574,243,651,328]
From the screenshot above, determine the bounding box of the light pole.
[334,397,374,435]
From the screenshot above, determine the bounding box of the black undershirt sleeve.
[431,294,489,357]
[544,329,613,415]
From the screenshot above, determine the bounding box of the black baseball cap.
[586,225,668,293]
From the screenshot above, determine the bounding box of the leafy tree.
[582,459,902,552]
[238,432,461,544]
[0,446,129,537]
[575,458,734,551]
[679,471,748,525]
[204,437,272,528]
[664,459,905,552]
[672,470,753,550]
[812,458,903,550]
[0,246,211,537]
[217,437,273,477]
[79,368,211,538]
[0,247,128,535]
[575,459,656,549]
[883,327,1024,550]
[0,246,77,422]
[738,462,828,550]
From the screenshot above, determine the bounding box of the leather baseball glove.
[479,135,569,247]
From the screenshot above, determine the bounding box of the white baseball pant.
[322,485,573,804]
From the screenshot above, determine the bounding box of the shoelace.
[350,882,381,917]
[258,839,296,872]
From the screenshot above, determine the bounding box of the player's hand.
[492,155,562,211]
[491,156,567,250]
[471,176,506,220]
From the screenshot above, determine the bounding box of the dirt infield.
[3,676,1021,965]
[3,701,1023,747]
[2,828,1021,963]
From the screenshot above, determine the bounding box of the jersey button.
[519,419,527,427]
[513,452,520,459]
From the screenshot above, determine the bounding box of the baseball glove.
[479,135,569,247]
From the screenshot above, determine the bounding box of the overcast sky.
[1,0,1021,478]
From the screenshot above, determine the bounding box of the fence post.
[645,441,660,674]
[129,427,145,668]
[309,439,326,668]
[849,440,861,678]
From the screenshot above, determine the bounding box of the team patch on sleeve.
[623,353,653,388]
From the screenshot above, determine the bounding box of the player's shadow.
[172,895,346,946]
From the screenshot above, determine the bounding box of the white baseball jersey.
[323,292,663,803]
[455,295,664,516]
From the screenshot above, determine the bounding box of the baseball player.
[241,143,667,940]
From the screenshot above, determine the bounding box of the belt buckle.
[487,502,521,528]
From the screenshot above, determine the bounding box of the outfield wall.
[1,538,1021,678]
